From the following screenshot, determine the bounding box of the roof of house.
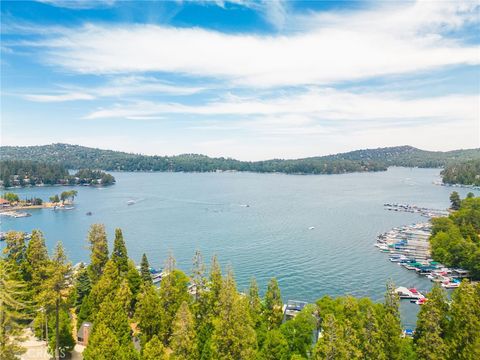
[0,198,10,204]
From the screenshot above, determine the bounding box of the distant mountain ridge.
[1,144,479,175]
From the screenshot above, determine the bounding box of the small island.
[0,160,115,188]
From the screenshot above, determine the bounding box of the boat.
[395,287,424,299]
[415,298,427,305]
[308,226,315,230]
[127,200,136,205]
[86,211,92,216]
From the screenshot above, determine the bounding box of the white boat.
[127,200,136,205]
[308,226,315,230]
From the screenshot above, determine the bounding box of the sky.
[1,0,479,160]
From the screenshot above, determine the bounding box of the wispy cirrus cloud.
[36,0,116,10]
[21,76,205,102]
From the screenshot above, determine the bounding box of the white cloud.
[37,0,116,9]
[84,88,479,126]
[22,76,204,102]
[31,1,479,87]
[24,92,95,102]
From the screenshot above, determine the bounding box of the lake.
[1,167,477,328]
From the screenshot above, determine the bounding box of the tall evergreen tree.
[0,259,29,360]
[414,284,448,360]
[95,280,133,346]
[208,255,222,312]
[381,281,402,360]
[41,242,73,360]
[158,268,190,344]
[134,285,163,345]
[142,335,168,360]
[126,260,142,308]
[191,250,207,302]
[264,278,283,329]
[87,224,109,284]
[82,323,122,360]
[73,263,91,314]
[314,314,349,360]
[140,254,152,285]
[259,329,290,360]
[171,301,197,360]
[359,305,386,359]
[248,277,267,347]
[46,308,75,357]
[81,259,120,325]
[449,191,461,210]
[2,232,27,276]
[211,270,257,360]
[447,281,480,360]
[112,228,129,274]
[24,230,49,285]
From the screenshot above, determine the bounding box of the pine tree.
[112,228,129,274]
[450,191,461,210]
[158,268,190,344]
[171,301,197,360]
[87,279,138,359]
[83,259,120,324]
[47,308,75,357]
[248,277,262,324]
[208,255,222,314]
[260,329,290,360]
[134,285,163,345]
[87,224,109,284]
[140,254,152,285]
[73,263,91,314]
[96,279,133,346]
[264,278,283,329]
[191,250,207,302]
[24,230,49,285]
[40,242,73,360]
[0,259,29,360]
[414,284,448,360]
[447,281,480,360]
[142,335,168,360]
[83,323,121,360]
[359,305,386,359]
[2,232,27,276]
[127,260,142,307]
[314,314,349,360]
[381,281,402,360]
[210,270,257,360]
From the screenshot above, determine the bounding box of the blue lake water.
[1,167,477,328]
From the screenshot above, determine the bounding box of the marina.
[376,207,471,304]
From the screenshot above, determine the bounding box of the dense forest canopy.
[0,160,115,188]
[2,143,479,175]
[430,194,480,279]
[441,160,480,186]
[1,226,479,360]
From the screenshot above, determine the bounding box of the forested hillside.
[0,160,115,187]
[2,143,479,175]
[441,160,480,186]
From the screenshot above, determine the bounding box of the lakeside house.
[0,198,11,208]
[77,322,92,346]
